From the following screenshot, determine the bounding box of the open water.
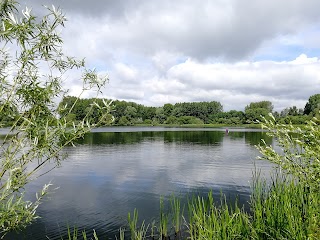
[4,127,274,239]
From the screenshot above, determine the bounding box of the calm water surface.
[6,127,274,239]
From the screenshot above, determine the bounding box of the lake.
[5,127,274,239]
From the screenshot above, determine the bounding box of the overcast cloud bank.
[22,0,320,111]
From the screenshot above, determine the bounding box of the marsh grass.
[159,197,169,239]
[64,226,98,240]
[250,172,320,239]
[170,195,184,237]
[128,209,148,240]
[187,191,252,240]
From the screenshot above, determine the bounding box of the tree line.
[57,94,320,126]
[1,94,320,127]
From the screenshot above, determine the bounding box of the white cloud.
[102,55,320,111]
[18,0,320,111]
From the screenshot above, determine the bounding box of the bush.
[177,116,204,125]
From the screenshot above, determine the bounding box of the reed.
[116,228,125,240]
[159,197,169,239]
[251,172,320,239]
[186,191,253,240]
[127,208,149,240]
[170,195,184,235]
[64,226,98,240]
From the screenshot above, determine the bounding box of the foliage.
[277,115,310,125]
[56,96,320,127]
[244,101,273,123]
[258,114,320,190]
[245,108,270,123]
[163,103,174,116]
[251,172,319,239]
[0,101,19,126]
[245,100,273,112]
[304,94,320,115]
[154,107,166,124]
[165,116,178,125]
[177,116,204,125]
[174,101,223,123]
[209,110,245,124]
[281,105,303,117]
[118,116,130,126]
[0,1,109,237]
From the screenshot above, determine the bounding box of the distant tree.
[280,108,290,117]
[163,103,174,116]
[273,111,280,119]
[245,101,273,123]
[172,107,184,117]
[165,116,178,124]
[209,110,245,124]
[278,115,310,125]
[245,101,273,112]
[304,94,320,115]
[124,106,137,120]
[154,107,166,124]
[143,119,152,124]
[177,116,204,125]
[141,106,157,121]
[118,116,130,126]
[113,101,128,122]
[245,108,270,123]
[174,101,222,123]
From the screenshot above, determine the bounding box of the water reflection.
[79,129,272,146]
[245,131,272,146]
[5,128,274,239]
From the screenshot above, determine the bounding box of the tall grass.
[128,208,148,240]
[170,195,184,236]
[251,172,320,239]
[159,197,169,239]
[187,191,253,240]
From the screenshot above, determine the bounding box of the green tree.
[124,106,137,120]
[304,94,320,116]
[177,116,204,125]
[165,116,178,124]
[245,101,273,123]
[154,107,166,124]
[140,106,156,121]
[0,1,110,236]
[173,101,223,123]
[245,101,273,112]
[245,108,269,123]
[163,103,174,116]
[288,106,299,116]
[118,116,130,126]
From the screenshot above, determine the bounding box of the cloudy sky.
[21,0,320,111]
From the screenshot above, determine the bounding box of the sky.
[20,0,320,112]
